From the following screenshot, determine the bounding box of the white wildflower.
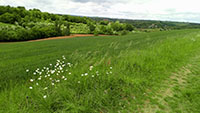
[51,70,55,74]
[26,69,29,72]
[43,95,47,99]
[36,83,39,86]
[89,66,93,70]
[29,87,33,89]
[30,79,34,82]
[69,72,71,75]
[78,81,80,84]
[64,78,67,81]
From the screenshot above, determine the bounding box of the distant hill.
[90,17,200,29]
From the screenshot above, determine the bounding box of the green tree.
[0,12,15,24]
[88,23,96,33]
[125,24,135,31]
[62,21,70,36]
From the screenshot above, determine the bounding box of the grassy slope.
[0,29,200,112]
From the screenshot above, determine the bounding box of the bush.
[88,24,96,33]
[62,22,70,36]
[119,30,128,36]
[0,24,64,42]
[94,31,99,36]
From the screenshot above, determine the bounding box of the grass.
[0,29,200,112]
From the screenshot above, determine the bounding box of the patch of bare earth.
[28,34,109,42]
[0,34,110,43]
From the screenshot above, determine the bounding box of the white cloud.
[0,0,200,23]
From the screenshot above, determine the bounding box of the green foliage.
[62,22,70,36]
[0,12,15,24]
[119,30,128,36]
[111,21,124,32]
[124,24,135,31]
[0,22,69,41]
[93,30,99,36]
[70,23,90,34]
[88,23,96,33]
[55,18,63,36]
[99,20,109,25]
[0,5,136,41]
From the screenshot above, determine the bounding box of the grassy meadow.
[0,29,200,112]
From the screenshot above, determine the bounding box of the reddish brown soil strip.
[28,34,95,42]
[0,34,110,43]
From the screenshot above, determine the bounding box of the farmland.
[0,29,200,112]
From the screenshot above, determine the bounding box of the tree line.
[0,5,135,42]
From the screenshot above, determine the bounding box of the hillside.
[0,29,200,112]
[90,17,200,29]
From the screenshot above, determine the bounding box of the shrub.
[88,24,96,33]
[119,30,128,36]
[94,30,99,36]
[62,22,70,36]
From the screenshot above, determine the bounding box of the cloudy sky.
[1,0,200,23]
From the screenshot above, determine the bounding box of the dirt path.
[141,55,200,113]
[0,34,110,43]
[142,65,192,113]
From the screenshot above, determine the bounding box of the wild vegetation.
[0,6,135,42]
[0,4,200,113]
[0,29,200,112]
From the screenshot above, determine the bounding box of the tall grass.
[0,29,200,112]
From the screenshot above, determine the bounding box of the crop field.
[0,29,200,112]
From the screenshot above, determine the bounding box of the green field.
[0,29,200,112]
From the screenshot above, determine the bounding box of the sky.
[1,0,200,23]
